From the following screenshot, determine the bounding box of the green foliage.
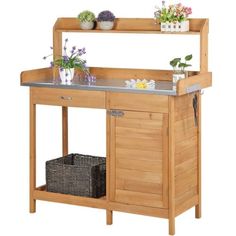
[54,57,85,70]
[78,10,95,22]
[170,58,181,68]
[185,54,192,61]
[169,54,192,73]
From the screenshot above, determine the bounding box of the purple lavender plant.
[97,10,115,22]
[43,38,96,81]
[43,38,87,71]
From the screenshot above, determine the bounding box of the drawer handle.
[60,96,72,100]
[108,110,124,117]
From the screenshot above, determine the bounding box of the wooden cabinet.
[109,110,168,209]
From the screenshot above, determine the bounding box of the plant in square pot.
[97,10,115,30]
[170,54,192,90]
[154,1,192,32]
[43,38,89,84]
[154,1,171,32]
[78,10,96,30]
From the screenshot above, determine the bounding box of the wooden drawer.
[108,92,168,113]
[31,87,105,108]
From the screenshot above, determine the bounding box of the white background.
[1,0,236,235]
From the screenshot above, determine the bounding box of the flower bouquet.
[43,38,95,84]
[154,1,192,32]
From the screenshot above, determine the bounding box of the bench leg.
[169,217,175,235]
[106,210,113,225]
[30,98,36,213]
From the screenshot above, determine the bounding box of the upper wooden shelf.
[54,18,208,35]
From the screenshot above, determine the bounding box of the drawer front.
[31,87,105,108]
[109,92,168,113]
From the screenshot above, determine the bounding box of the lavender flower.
[77,47,86,56]
[63,55,69,62]
[43,38,90,73]
[97,10,115,22]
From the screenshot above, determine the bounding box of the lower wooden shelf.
[34,185,107,209]
[34,185,169,218]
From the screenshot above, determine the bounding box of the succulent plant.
[78,10,96,22]
[97,10,115,22]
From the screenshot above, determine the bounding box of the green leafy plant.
[78,10,96,22]
[170,54,192,73]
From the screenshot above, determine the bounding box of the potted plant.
[154,1,192,32]
[43,38,88,84]
[170,54,192,89]
[78,10,96,30]
[97,10,115,30]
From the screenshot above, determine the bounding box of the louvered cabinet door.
[109,110,168,209]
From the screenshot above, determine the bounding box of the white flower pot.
[59,68,75,84]
[170,22,176,32]
[165,22,171,32]
[161,22,167,32]
[80,21,94,30]
[161,21,189,32]
[172,73,185,90]
[180,20,189,32]
[98,21,114,30]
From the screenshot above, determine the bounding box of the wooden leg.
[169,217,175,235]
[196,92,202,219]
[62,107,68,155]
[168,97,175,235]
[195,204,201,218]
[30,95,36,213]
[106,210,113,225]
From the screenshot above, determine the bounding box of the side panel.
[174,93,199,215]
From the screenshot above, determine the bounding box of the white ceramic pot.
[98,21,114,30]
[80,21,94,30]
[59,68,75,84]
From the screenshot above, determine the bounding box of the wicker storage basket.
[46,153,106,198]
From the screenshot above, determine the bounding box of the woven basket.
[46,153,106,198]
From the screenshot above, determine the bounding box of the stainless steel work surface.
[22,77,177,96]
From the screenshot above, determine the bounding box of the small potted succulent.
[97,10,115,30]
[170,54,192,89]
[154,1,192,32]
[43,38,88,84]
[78,10,96,30]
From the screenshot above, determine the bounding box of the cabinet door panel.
[109,110,168,208]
